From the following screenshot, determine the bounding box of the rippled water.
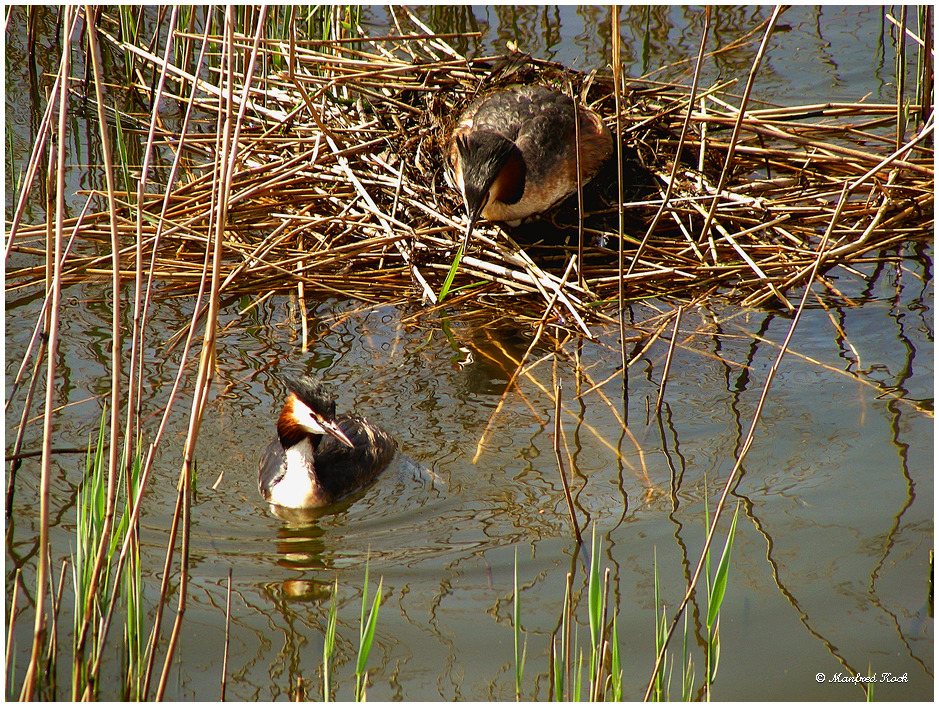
[6,6,933,700]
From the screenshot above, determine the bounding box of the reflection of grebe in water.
[258,375,396,509]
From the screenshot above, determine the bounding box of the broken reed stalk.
[553,383,584,547]
[472,255,579,464]
[655,304,684,415]
[611,5,627,397]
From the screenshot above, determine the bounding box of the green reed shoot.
[69,405,146,700]
[545,531,623,701]
[649,499,740,701]
[513,548,527,700]
[551,575,572,700]
[323,577,339,702]
[72,405,110,698]
[572,644,584,701]
[586,526,604,697]
[681,611,694,700]
[112,106,133,205]
[320,564,385,702]
[650,551,669,701]
[607,612,623,700]
[704,501,739,697]
[117,6,138,78]
[121,452,144,700]
[437,240,466,302]
[354,559,383,702]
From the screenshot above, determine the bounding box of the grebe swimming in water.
[447,84,613,248]
[258,375,396,508]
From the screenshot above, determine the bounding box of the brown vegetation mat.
[6,15,934,335]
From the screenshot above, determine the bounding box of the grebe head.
[278,375,354,449]
[453,131,526,247]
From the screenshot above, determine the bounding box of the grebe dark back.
[258,375,396,508]
[448,85,613,245]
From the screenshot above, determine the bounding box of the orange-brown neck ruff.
[489,149,525,208]
[277,394,313,449]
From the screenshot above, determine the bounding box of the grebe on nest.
[447,84,613,248]
[258,375,396,508]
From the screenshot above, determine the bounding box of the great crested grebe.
[447,84,613,247]
[258,375,396,508]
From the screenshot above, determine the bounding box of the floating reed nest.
[6,17,934,336]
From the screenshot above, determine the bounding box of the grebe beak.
[460,201,482,256]
[310,416,355,448]
[291,398,355,448]
[460,184,488,256]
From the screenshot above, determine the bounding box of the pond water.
[5,6,933,701]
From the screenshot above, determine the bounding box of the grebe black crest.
[258,375,396,509]
[447,84,613,247]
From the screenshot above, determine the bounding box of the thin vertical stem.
[220,569,233,701]
[20,7,73,700]
[655,305,684,415]
[570,79,584,288]
[611,6,626,395]
[895,5,908,151]
[695,6,782,243]
[553,383,584,546]
[627,6,710,280]
[76,1,123,650]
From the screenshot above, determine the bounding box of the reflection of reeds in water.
[5,5,933,701]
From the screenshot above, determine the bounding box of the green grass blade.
[587,527,602,652]
[706,502,739,629]
[355,577,382,699]
[323,578,339,702]
[513,547,527,700]
[437,240,465,301]
[609,613,622,701]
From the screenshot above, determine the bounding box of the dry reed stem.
[553,383,584,546]
[655,305,684,415]
[19,8,76,698]
[220,568,233,701]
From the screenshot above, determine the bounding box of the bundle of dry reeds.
[6,7,933,336]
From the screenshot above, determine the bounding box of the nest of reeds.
[6,16,934,333]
